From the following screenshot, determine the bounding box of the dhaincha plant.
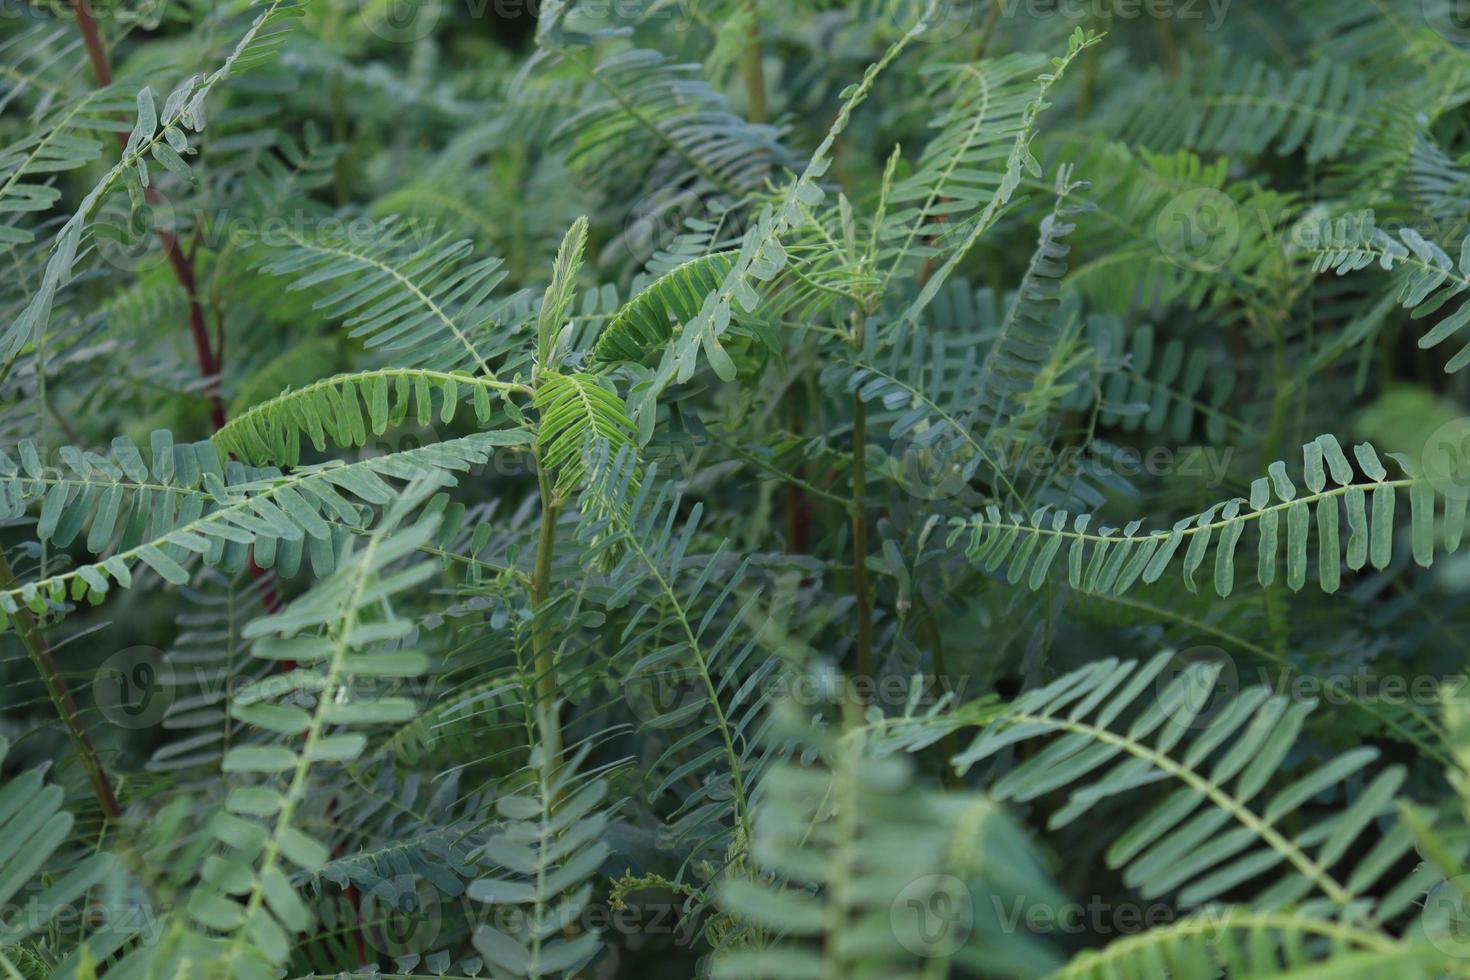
[4,0,1470,977]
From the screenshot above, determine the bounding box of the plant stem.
[973,0,1003,59]
[849,310,873,692]
[784,370,810,552]
[1155,17,1180,77]
[532,462,562,769]
[1264,319,1289,462]
[69,0,228,431]
[1075,14,1101,119]
[68,0,112,86]
[740,1,767,124]
[0,551,120,818]
[918,598,960,786]
[70,0,273,616]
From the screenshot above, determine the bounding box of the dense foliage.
[5,0,1470,976]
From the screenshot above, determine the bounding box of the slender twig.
[531,461,563,779]
[0,550,121,818]
[973,0,1004,59]
[69,0,227,431]
[849,309,873,691]
[1155,17,1180,77]
[741,1,767,124]
[68,1,275,613]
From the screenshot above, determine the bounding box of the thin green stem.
[531,459,562,771]
[849,310,873,690]
[741,1,767,124]
[0,550,120,818]
[1013,713,1352,906]
[965,478,1418,547]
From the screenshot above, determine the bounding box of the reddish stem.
[71,0,228,431]
[69,0,269,601]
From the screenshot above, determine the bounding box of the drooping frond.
[0,85,134,247]
[466,743,616,978]
[1079,317,1241,445]
[300,759,487,908]
[0,429,528,618]
[1306,209,1470,372]
[110,489,443,979]
[624,0,970,426]
[593,213,864,374]
[533,371,638,500]
[592,252,736,366]
[838,178,1087,509]
[948,434,1464,597]
[1121,52,1369,163]
[0,737,117,949]
[954,652,1427,910]
[260,218,528,379]
[537,5,790,232]
[715,711,1063,979]
[1065,143,1302,318]
[1050,909,1440,979]
[573,449,787,870]
[147,569,276,777]
[214,367,529,468]
[894,30,1101,331]
[876,51,1051,285]
[2,0,304,366]
[945,170,1088,444]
